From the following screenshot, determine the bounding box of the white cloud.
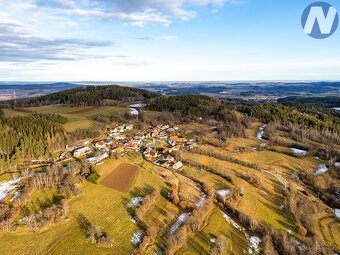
[0,15,113,62]
[1,0,233,26]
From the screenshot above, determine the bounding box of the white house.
[73,147,91,157]
[173,161,184,170]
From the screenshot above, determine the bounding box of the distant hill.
[1,85,159,107]
[0,82,80,102]
[0,82,79,91]
[278,96,340,108]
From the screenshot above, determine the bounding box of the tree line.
[1,85,159,108]
[0,111,99,172]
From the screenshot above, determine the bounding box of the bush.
[86,166,100,184]
[77,214,113,248]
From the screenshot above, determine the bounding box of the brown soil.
[101,163,138,192]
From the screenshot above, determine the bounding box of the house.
[125,124,133,130]
[97,152,109,162]
[148,150,158,159]
[152,130,159,138]
[87,152,109,164]
[105,139,113,146]
[166,155,175,162]
[134,134,145,140]
[170,144,181,153]
[170,136,188,144]
[129,108,139,116]
[107,127,118,133]
[86,157,97,164]
[112,147,124,154]
[163,148,171,154]
[117,125,126,133]
[158,131,169,139]
[168,139,176,146]
[167,128,175,133]
[73,147,91,157]
[125,142,139,151]
[173,161,184,170]
[95,141,106,149]
[82,140,91,146]
[112,133,125,140]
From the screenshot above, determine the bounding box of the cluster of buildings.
[69,123,196,171]
[142,125,197,170]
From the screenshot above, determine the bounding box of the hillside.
[0,85,339,255]
[278,96,340,108]
[0,85,159,107]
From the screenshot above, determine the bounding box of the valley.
[0,86,339,255]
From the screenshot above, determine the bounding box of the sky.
[0,0,340,81]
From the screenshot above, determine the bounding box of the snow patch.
[210,238,216,243]
[131,231,143,246]
[222,212,261,255]
[0,178,22,201]
[129,108,139,116]
[335,162,340,167]
[10,190,22,202]
[195,193,206,208]
[290,148,307,156]
[335,209,340,218]
[129,104,146,108]
[315,164,328,175]
[249,236,261,254]
[217,189,230,198]
[257,125,268,147]
[127,197,143,208]
[169,213,189,235]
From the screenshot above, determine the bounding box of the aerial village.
[69,123,197,171]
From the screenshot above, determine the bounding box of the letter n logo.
[302,1,339,39]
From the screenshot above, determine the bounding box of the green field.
[1,110,339,254]
[0,157,165,255]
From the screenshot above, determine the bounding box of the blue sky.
[0,0,339,81]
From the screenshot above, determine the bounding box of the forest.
[0,110,99,172]
[0,85,159,107]
[246,103,340,133]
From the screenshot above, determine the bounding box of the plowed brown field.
[101,163,138,192]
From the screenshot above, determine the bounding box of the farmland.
[101,163,139,192]
[0,92,339,255]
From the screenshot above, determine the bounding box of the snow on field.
[169,213,190,235]
[222,212,261,255]
[335,209,340,218]
[257,125,268,147]
[131,231,143,246]
[0,178,22,201]
[332,107,340,111]
[195,193,206,208]
[10,190,22,202]
[335,162,340,167]
[249,236,261,254]
[290,148,307,156]
[256,126,265,140]
[315,164,329,175]
[129,108,139,116]
[127,197,143,208]
[129,104,146,108]
[223,212,244,231]
[217,189,230,198]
